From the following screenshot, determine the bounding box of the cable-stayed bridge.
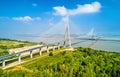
[0,15,120,68]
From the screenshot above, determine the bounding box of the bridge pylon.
[64,15,72,48]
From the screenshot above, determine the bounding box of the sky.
[0,0,120,40]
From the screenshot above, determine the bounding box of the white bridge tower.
[64,15,72,48]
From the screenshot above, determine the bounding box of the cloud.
[12,16,41,22]
[53,6,67,16]
[32,3,37,7]
[53,1,102,16]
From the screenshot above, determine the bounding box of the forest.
[0,47,120,77]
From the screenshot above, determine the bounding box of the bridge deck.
[74,37,120,42]
[0,43,61,61]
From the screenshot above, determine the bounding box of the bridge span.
[0,41,63,68]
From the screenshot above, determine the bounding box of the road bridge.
[0,41,63,68]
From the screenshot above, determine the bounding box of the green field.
[0,38,37,56]
[0,47,120,77]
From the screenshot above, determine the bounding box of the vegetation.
[49,52,53,56]
[0,47,120,77]
[0,38,37,56]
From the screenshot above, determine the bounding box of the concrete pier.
[30,51,33,58]
[47,46,49,53]
[58,43,60,50]
[39,48,42,56]
[18,54,21,62]
[2,59,5,67]
[53,46,55,51]
[58,46,60,50]
[63,41,66,48]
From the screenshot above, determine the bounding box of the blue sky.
[0,0,120,40]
